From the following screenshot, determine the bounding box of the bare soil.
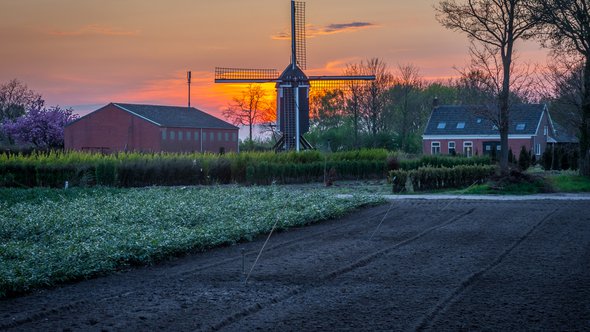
[1,199,589,331]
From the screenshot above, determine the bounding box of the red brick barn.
[65,103,239,153]
[422,104,556,158]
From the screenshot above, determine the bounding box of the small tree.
[518,146,531,170]
[2,106,77,149]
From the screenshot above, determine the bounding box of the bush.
[390,165,497,192]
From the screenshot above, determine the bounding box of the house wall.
[423,138,534,156]
[160,127,239,153]
[532,110,552,157]
[65,104,161,153]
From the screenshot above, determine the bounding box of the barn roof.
[423,104,546,137]
[113,103,238,129]
[67,103,238,130]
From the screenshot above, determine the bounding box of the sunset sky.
[0,0,549,118]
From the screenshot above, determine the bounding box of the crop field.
[0,186,384,297]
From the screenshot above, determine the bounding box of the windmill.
[215,0,375,151]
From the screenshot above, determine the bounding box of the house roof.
[68,103,238,130]
[423,104,546,137]
[551,122,579,143]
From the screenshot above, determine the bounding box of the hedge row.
[0,158,386,188]
[390,165,497,192]
[398,155,492,170]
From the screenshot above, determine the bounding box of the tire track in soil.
[413,208,559,332]
[0,205,393,330]
[208,207,476,331]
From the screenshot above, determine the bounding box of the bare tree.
[344,63,364,148]
[0,79,44,123]
[359,58,394,137]
[436,0,536,172]
[388,64,424,151]
[528,0,590,175]
[222,84,275,143]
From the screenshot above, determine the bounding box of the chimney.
[433,96,439,108]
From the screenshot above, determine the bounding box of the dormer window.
[456,122,465,129]
[516,123,526,130]
[476,118,482,124]
[437,122,446,129]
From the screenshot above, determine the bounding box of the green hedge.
[390,165,497,192]
[0,150,389,188]
[398,155,492,170]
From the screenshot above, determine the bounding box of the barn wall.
[65,104,161,153]
[160,128,239,153]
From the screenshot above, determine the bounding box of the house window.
[195,131,199,141]
[464,141,473,157]
[186,131,191,140]
[448,141,456,155]
[544,126,548,136]
[232,133,237,141]
[431,142,441,155]
[535,143,541,155]
[170,131,175,140]
[210,132,214,141]
[456,122,465,129]
[437,122,446,129]
[178,131,183,141]
[225,132,229,142]
[162,130,166,140]
[202,132,206,142]
[516,123,526,130]
[218,132,222,141]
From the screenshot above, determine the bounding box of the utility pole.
[187,70,192,109]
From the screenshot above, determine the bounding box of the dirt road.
[1,199,589,331]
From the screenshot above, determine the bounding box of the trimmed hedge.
[0,150,389,188]
[390,165,497,192]
[398,155,492,170]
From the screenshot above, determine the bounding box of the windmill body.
[215,0,374,151]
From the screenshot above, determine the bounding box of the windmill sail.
[293,1,306,70]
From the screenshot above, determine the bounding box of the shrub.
[390,165,497,192]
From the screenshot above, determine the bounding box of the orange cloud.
[47,24,140,37]
[272,22,378,40]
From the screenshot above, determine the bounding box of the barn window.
[186,131,191,140]
[170,131,175,140]
[195,131,199,141]
[431,142,441,155]
[178,131,183,140]
[232,133,237,141]
[210,132,214,141]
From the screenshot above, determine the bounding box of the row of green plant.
[395,155,492,171]
[390,165,497,192]
[0,186,384,298]
[0,150,391,187]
